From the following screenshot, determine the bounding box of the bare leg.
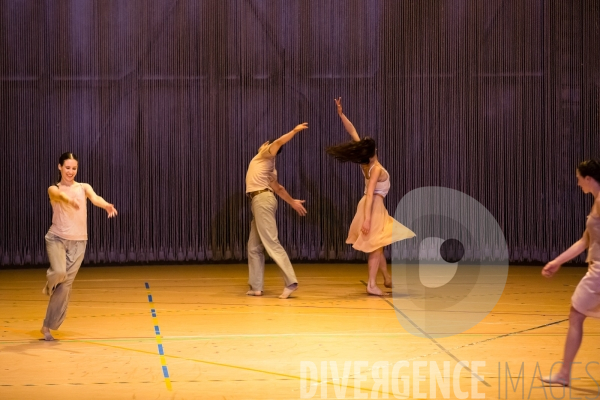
[367,249,384,295]
[378,251,392,288]
[541,306,586,386]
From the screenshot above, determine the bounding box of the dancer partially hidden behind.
[541,159,600,386]
[245,123,309,299]
[326,97,415,295]
[41,152,118,341]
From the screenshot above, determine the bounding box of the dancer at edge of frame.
[326,97,415,296]
[41,152,118,341]
[245,123,309,299]
[540,159,600,386]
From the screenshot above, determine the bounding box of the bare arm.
[269,179,307,216]
[543,197,600,277]
[360,166,382,235]
[542,235,588,278]
[334,97,360,142]
[268,123,309,156]
[48,186,80,210]
[83,184,118,218]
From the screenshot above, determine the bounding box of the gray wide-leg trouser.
[247,192,297,291]
[43,232,87,330]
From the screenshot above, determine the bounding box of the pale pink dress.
[573,215,600,317]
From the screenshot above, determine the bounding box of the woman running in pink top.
[41,152,117,341]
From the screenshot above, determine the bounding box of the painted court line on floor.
[144,282,172,391]
[82,340,399,398]
[361,280,491,388]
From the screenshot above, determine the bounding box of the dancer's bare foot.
[279,283,297,299]
[40,326,54,341]
[246,290,263,296]
[540,375,569,386]
[383,277,393,288]
[366,284,385,296]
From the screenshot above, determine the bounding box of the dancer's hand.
[334,97,343,115]
[293,123,309,133]
[291,199,307,216]
[361,219,371,235]
[542,260,560,278]
[270,181,306,216]
[105,204,118,218]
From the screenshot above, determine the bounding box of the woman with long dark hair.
[541,159,600,385]
[326,98,415,295]
[41,152,117,340]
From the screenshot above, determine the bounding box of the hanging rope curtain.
[0,0,598,266]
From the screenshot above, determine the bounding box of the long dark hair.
[326,137,376,164]
[578,159,600,184]
[57,152,78,184]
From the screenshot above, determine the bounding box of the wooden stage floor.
[0,263,599,400]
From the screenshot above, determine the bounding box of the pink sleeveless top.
[48,183,88,240]
[364,164,391,197]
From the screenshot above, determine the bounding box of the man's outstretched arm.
[268,123,309,155]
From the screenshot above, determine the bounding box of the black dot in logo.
[440,239,465,263]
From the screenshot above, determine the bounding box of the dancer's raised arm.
[335,97,360,142]
[268,123,309,155]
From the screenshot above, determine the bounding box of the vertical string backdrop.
[0,0,599,266]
